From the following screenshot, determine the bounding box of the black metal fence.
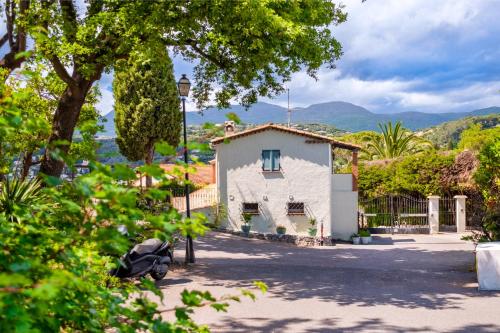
[358,195,429,233]
[439,197,456,232]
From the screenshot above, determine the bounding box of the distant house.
[211,122,360,240]
[135,163,216,188]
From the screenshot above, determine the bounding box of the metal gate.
[439,197,456,232]
[358,195,429,234]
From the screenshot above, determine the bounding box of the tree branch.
[185,39,228,70]
[0,0,31,75]
[6,0,15,48]
[50,55,76,86]
[0,33,8,48]
[59,0,77,43]
[17,0,30,52]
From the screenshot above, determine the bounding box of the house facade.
[211,123,360,241]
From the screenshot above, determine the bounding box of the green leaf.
[225,112,241,124]
[210,302,229,312]
[137,164,165,179]
[155,142,177,156]
[253,281,268,294]
[240,289,256,301]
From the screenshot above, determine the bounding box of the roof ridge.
[211,123,360,150]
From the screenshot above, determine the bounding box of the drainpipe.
[320,222,324,246]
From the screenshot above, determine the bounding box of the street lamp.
[177,74,195,264]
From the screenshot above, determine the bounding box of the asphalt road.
[155,232,500,333]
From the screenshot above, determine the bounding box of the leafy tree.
[114,45,182,187]
[457,123,500,152]
[475,138,500,206]
[3,61,101,180]
[0,0,30,78]
[336,130,381,161]
[421,114,500,149]
[15,0,348,178]
[364,121,432,160]
[474,138,500,240]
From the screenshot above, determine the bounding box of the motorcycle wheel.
[150,264,168,281]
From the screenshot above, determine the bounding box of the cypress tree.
[113,45,182,187]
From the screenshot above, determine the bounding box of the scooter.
[111,238,174,281]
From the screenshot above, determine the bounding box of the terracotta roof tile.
[159,164,214,185]
[211,123,360,150]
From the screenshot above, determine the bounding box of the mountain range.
[99,101,500,137]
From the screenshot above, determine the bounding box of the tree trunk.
[20,150,33,180]
[144,143,154,188]
[39,81,92,178]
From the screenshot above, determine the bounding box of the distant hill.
[98,101,500,137]
[99,110,116,138]
[420,114,500,148]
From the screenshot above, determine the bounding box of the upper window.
[262,150,280,171]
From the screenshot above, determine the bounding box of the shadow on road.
[211,317,500,333]
[177,233,499,311]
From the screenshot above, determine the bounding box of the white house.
[211,123,361,241]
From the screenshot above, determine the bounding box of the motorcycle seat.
[131,238,164,255]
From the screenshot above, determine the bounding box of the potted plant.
[359,229,371,244]
[308,218,317,237]
[241,213,252,235]
[276,225,286,235]
[351,233,361,245]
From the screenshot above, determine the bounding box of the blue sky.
[3,1,500,115]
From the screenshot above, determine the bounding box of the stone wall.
[216,228,335,247]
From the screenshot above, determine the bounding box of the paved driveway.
[157,232,500,332]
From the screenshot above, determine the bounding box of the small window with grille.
[242,202,259,215]
[287,202,305,215]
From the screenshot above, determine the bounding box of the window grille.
[287,202,305,215]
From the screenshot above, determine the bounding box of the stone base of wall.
[215,228,335,247]
[368,227,430,234]
[439,225,458,232]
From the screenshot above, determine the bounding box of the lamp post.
[177,74,195,264]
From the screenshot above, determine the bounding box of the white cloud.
[335,0,493,63]
[263,0,500,113]
[264,67,500,113]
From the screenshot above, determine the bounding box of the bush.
[458,124,500,152]
[358,151,456,199]
[473,138,500,241]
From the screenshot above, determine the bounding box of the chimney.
[209,159,216,184]
[224,121,236,136]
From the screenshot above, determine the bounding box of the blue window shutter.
[262,150,271,171]
[272,150,280,171]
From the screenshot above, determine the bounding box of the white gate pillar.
[428,195,440,234]
[454,195,467,233]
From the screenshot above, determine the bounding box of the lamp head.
[177,74,191,97]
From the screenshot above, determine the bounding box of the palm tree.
[364,121,432,160]
[0,177,45,222]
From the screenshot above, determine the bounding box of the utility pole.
[177,74,195,264]
[287,88,291,127]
